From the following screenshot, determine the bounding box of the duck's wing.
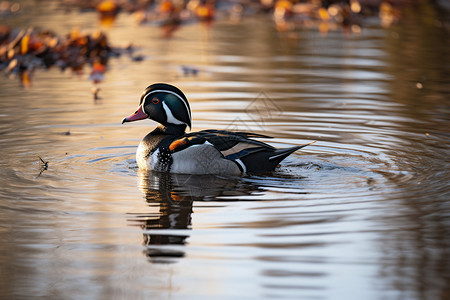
[199,129,273,139]
[168,130,310,173]
[167,130,271,157]
[175,130,273,155]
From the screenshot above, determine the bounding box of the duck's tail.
[269,141,315,164]
[240,141,315,173]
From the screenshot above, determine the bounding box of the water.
[1,2,450,299]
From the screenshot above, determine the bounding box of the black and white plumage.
[122,83,311,175]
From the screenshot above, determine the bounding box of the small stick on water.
[38,156,49,176]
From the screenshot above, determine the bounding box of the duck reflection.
[129,170,260,263]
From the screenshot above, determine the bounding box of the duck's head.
[122,83,191,129]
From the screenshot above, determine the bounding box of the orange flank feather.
[169,138,188,151]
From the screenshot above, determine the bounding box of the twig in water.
[38,156,49,176]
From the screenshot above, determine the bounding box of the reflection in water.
[133,172,191,261]
[374,168,450,299]
[130,171,261,263]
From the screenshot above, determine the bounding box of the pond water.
[1,1,450,299]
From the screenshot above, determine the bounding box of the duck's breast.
[136,133,169,170]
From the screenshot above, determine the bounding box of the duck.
[122,83,311,175]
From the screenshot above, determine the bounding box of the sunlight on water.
[1,1,449,299]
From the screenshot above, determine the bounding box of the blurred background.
[1,0,449,299]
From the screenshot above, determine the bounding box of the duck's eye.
[152,97,160,104]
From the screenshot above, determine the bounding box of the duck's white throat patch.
[162,102,187,126]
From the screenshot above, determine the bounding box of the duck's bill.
[122,105,148,123]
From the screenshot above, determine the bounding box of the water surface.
[1,2,449,299]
